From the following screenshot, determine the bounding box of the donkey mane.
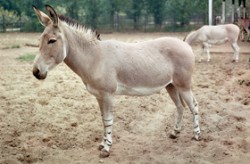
[58,15,100,40]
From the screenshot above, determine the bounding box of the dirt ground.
[0,32,250,164]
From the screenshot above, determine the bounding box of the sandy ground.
[0,32,250,164]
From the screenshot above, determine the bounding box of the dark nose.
[33,67,46,80]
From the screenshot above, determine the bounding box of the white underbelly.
[115,81,172,96]
[207,38,228,45]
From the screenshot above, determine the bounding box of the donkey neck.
[186,31,198,44]
[61,23,99,81]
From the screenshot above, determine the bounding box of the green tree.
[83,0,101,28]
[145,0,166,29]
[66,1,80,20]
[0,0,23,32]
[19,0,44,31]
[0,0,21,16]
[126,0,145,30]
[107,0,121,29]
[103,0,129,31]
[165,0,198,26]
[0,0,227,32]
[165,0,222,27]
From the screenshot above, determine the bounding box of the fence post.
[208,0,213,25]
[2,14,6,32]
[222,0,226,24]
[231,0,235,23]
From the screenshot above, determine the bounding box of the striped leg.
[96,96,114,158]
[179,90,200,140]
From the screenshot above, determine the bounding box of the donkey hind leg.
[179,89,200,140]
[200,43,210,62]
[96,96,114,158]
[199,45,205,62]
[204,43,211,62]
[231,42,240,62]
[166,84,185,139]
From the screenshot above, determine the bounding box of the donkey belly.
[115,81,172,96]
[207,38,228,45]
[115,64,173,96]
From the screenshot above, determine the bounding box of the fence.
[0,15,206,33]
[0,22,24,32]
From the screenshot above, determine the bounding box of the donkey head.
[33,5,66,80]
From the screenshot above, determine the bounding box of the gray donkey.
[32,5,200,158]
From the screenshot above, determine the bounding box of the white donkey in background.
[184,24,240,62]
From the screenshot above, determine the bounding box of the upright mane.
[58,15,100,40]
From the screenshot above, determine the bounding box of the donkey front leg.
[231,42,240,62]
[96,95,114,158]
[204,43,211,62]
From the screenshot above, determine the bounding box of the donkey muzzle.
[33,67,47,80]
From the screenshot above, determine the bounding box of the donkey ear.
[45,5,58,26]
[32,5,51,26]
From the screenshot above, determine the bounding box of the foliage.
[0,0,241,32]
[145,0,166,28]
[83,0,102,29]
[2,44,20,49]
[0,0,21,16]
[0,7,20,32]
[17,53,36,62]
[126,0,145,30]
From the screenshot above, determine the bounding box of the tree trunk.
[2,15,6,32]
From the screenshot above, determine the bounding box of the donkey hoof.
[193,133,200,141]
[98,145,104,151]
[169,133,178,139]
[169,130,179,139]
[232,59,238,63]
[99,149,110,158]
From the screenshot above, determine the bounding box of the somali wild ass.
[32,5,200,158]
[184,24,240,62]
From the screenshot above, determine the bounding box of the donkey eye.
[48,39,57,44]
